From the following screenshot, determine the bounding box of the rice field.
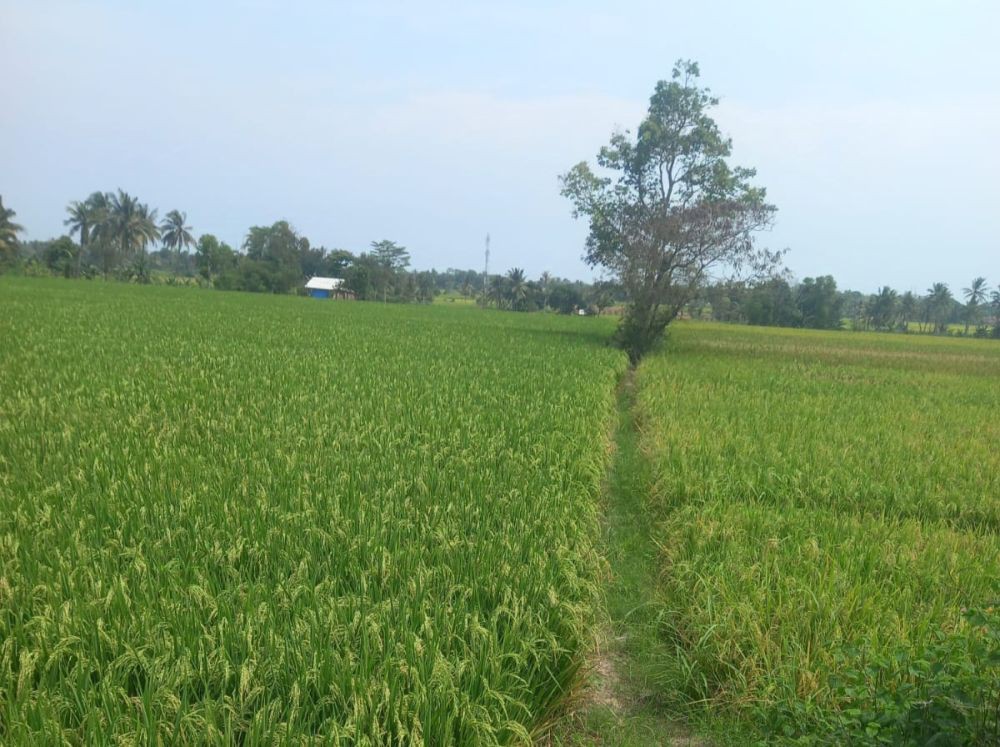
[636,323,1000,740]
[0,277,626,743]
[5,279,999,744]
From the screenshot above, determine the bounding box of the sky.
[2,0,999,293]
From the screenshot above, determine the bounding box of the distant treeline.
[1,191,609,314]
[691,275,999,338]
[1,192,996,334]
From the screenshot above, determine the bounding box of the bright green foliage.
[635,323,1000,741]
[795,276,842,330]
[820,607,1000,744]
[0,277,626,744]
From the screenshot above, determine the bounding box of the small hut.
[304,277,354,300]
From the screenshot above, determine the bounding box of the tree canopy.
[2,189,997,340]
[0,196,24,265]
[160,210,195,256]
[561,60,779,361]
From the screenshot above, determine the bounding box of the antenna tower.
[483,233,490,295]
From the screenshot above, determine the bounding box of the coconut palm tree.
[160,210,194,256]
[506,267,527,310]
[487,275,506,308]
[925,282,953,334]
[869,286,898,330]
[86,192,117,277]
[107,189,139,262]
[898,291,917,332]
[64,201,91,246]
[539,270,553,308]
[64,192,106,276]
[962,276,988,334]
[991,288,1000,338]
[103,190,160,281]
[0,196,24,264]
[133,202,160,282]
[136,203,160,250]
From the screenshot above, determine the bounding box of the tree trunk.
[76,227,86,277]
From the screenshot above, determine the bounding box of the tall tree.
[539,271,553,308]
[706,280,748,323]
[745,277,800,327]
[107,189,139,263]
[103,190,159,279]
[194,233,236,283]
[869,286,898,330]
[589,279,618,315]
[242,221,309,293]
[415,271,436,303]
[42,236,79,277]
[796,276,842,329]
[160,210,195,256]
[324,249,355,277]
[134,202,160,281]
[925,282,954,334]
[64,202,91,248]
[0,195,24,265]
[561,60,778,361]
[547,282,586,314]
[487,275,506,309]
[64,195,104,276]
[962,276,988,334]
[370,240,410,271]
[506,267,528,310]
[991,288,1000,338]
[898,291,917,332]
[369,240,409,302]
[344,253,378,299]
[86,192,115,277]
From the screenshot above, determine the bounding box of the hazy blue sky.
[3,0,998,291]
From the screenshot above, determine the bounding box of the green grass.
[0,277,626,743]
[634,322,1000,740]
[547,373,715,746]
[432,291,478,305]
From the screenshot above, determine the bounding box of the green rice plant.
[640,324,1000,530]
[635,322,1000,740]
[0,277,626,744]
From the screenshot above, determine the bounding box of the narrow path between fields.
[544,369,710,746]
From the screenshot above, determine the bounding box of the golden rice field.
[636,323,1000,742]
[0,278,626,744]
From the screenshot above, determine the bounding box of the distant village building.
[304,276,354,300]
